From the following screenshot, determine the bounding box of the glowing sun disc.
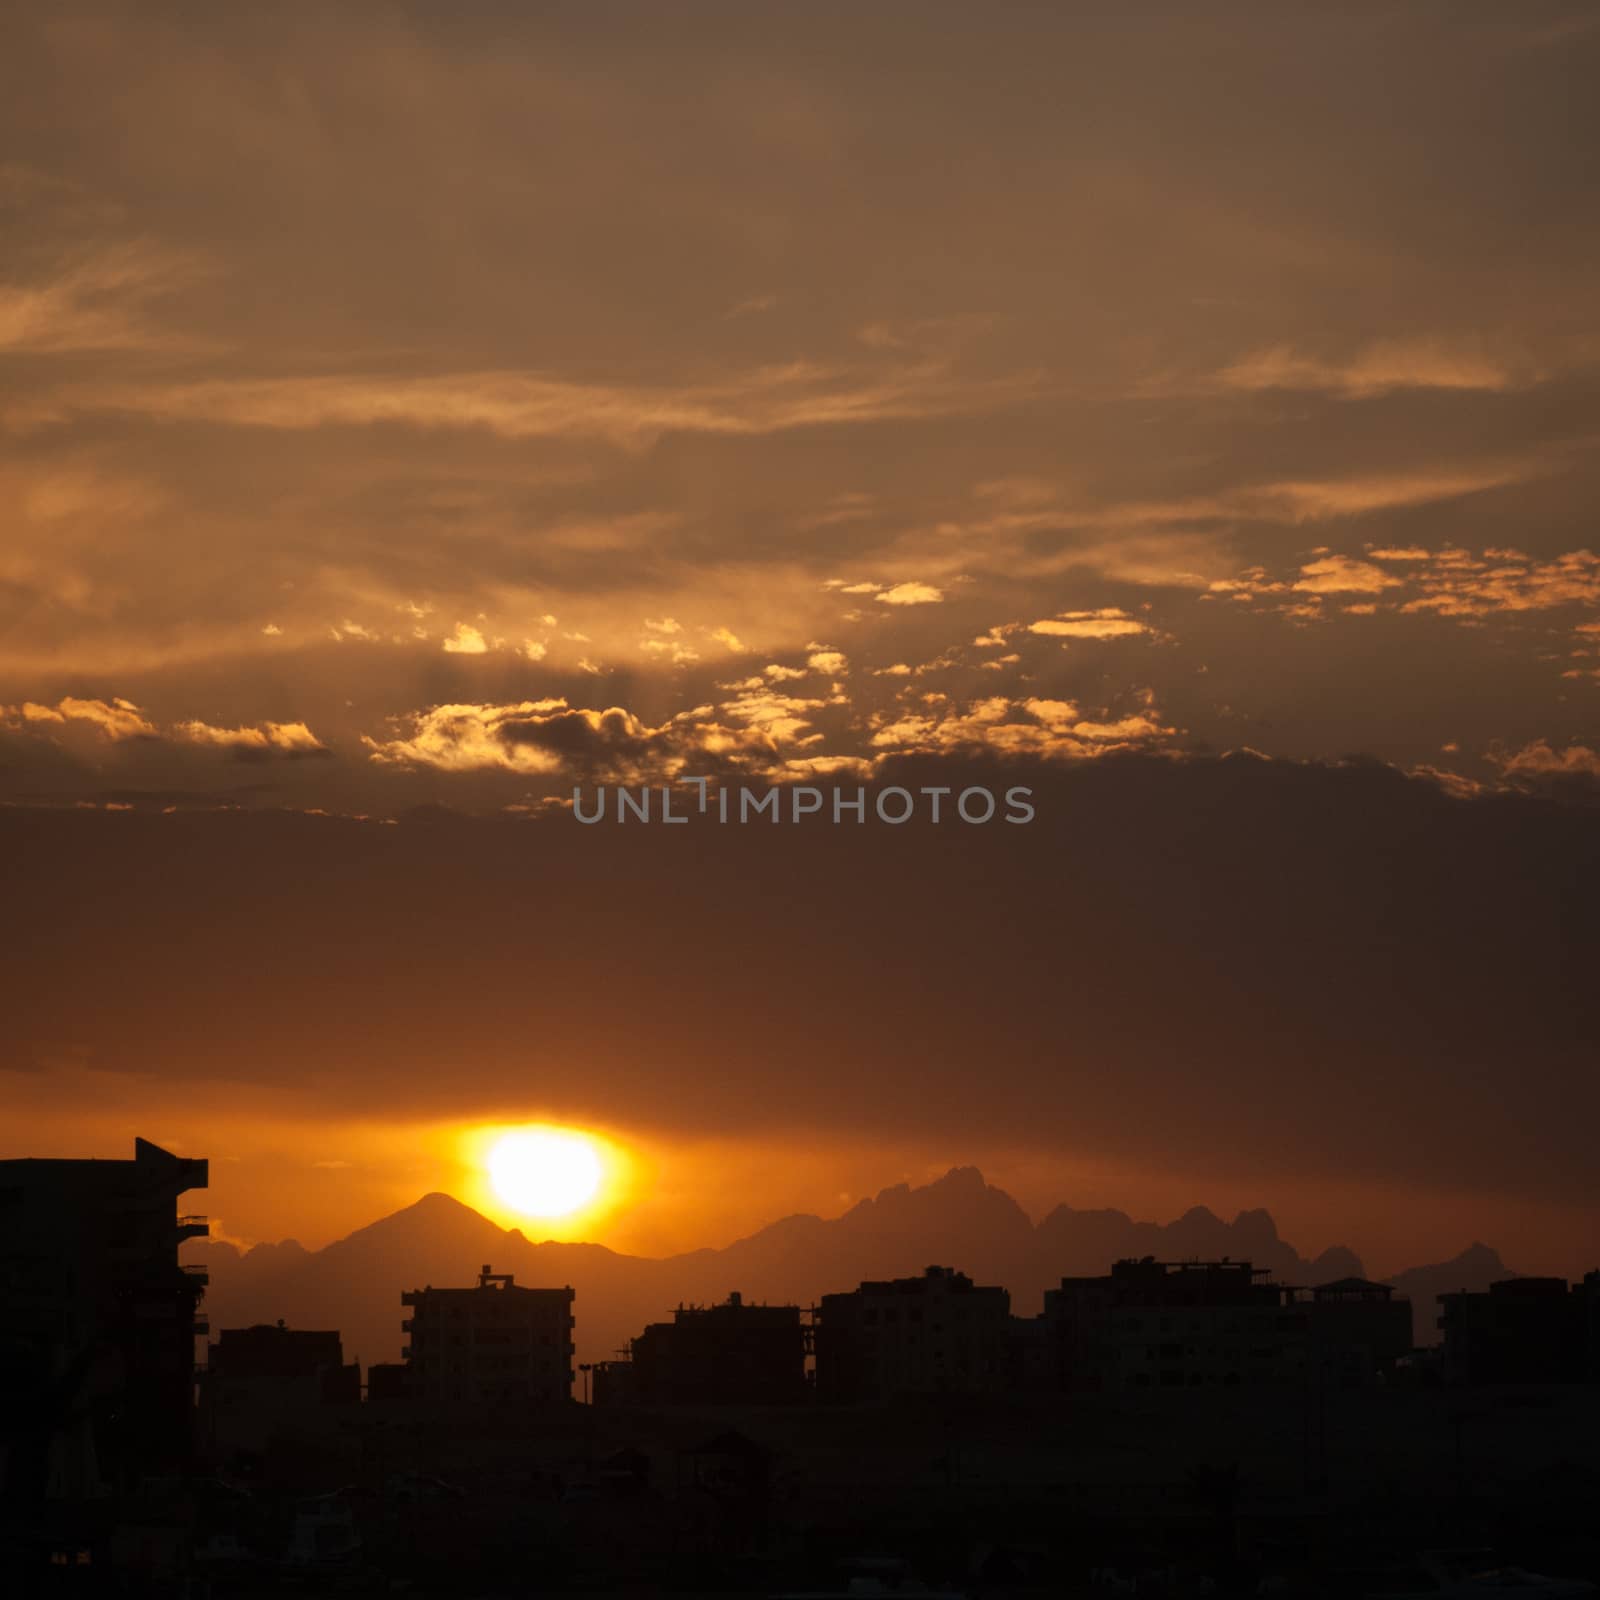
[487,1129,603,1218]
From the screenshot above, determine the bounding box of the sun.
[486,1128,604,1219]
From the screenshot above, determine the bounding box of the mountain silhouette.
[1386,1241,1518,1345]
[193,1168,1514,1371]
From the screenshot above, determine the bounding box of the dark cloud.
[2,751,1594,1211]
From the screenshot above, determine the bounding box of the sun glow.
[485,1127,605,1219]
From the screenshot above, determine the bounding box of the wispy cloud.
[1209,337,1544,398]
[40,357,1047,447]
[0,240,209,354]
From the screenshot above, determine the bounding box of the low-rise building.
[1044,1258,1409,1390]
[814,1265,1011,1403]
[603,1291,806,1407]
[201,1321,359,1451]
[400,1263,574,1406]
[1439,1276,1589,1385]
[365,1361,412,1403]
[1305,1276,1413,1384]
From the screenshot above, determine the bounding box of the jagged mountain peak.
[1231,1206,1280,1238]
[1310,1245,1366,1282]
[932,1164,989,1190]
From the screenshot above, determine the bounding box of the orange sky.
[1,4,1596,1287]
[4,1066,1595,1283]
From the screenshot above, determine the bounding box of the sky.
[2,3,1597,1279]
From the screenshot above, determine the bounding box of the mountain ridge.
[195,1166,1518,1372]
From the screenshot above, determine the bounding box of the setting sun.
[486,1128,604,1219]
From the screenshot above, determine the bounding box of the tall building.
[814,1265,1011,1403]
[606,1292,806,1407]
[0,1137,209,1493]
[1043,1257,1410,1391]
[400,1264,574,1406]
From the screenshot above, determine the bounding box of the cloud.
[1494,741,1600,782]
[641,636,700,664]
[1239,467,1538,524]
[875,582,944,606]
[364,697,794,783]
[1203,567,1289,602]
[45,357,1047,448]
[717,689,830,747]
[868,693,1174,760]
[367,700,660,778]
[806,649,849,675]
[1208,546,1600,628]
[1026,608,1151,640]
[442,622,489,654]
[6,751,1599,1240]
[0,240,206,354]
[1212,337,1538,398]
[5,696,156,740]
[1292,556,1406,596]
[4,697,329,763]
[824,579,945,606]
[174,720,331,761]
[974,626,1021,648]
[1399,549,1600,618]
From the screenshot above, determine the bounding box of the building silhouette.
[1305,1275,1413,1385]
[399,1263,574,1406]
[207,1322,358,1393]
[814,1265,1011,1403]
[364,1359,412,1403]
[200,1321,359,1453]
[0,1137,208,1498]
[1439,1274,1598,1385]
[1043,1257,1410,1390]
[600,1291,806,1407]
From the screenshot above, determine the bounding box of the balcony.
[176,1215,209,1242]
[180,1263,209,1287]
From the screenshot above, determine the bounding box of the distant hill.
[1386,1241,1517,1345]
[192,1166,1515,1371]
